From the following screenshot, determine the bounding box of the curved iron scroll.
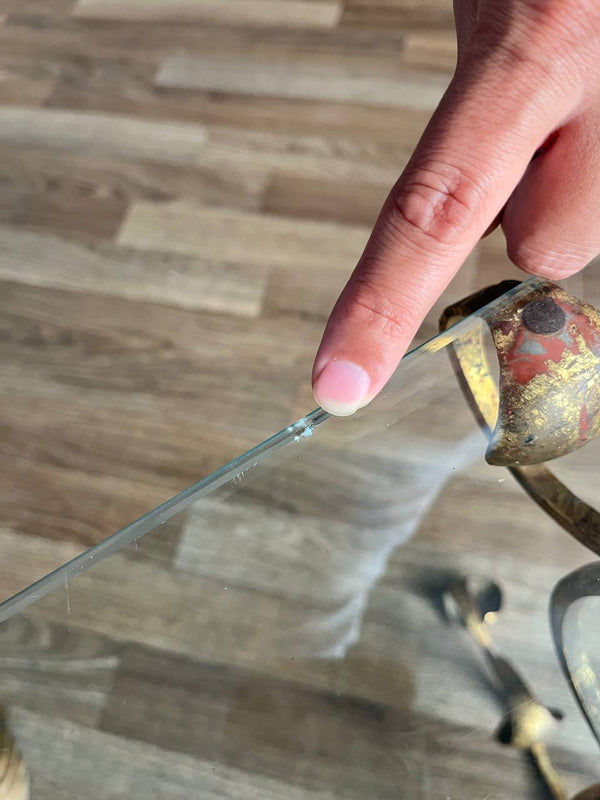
[441,280,600,797]
[551,562,600,747]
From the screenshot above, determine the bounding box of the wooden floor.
[0,0,526,590]
[0,1,598,798]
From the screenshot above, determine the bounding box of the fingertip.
[312,359,371,417]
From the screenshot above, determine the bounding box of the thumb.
[312,59,571,416]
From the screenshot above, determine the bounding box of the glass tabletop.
[1,273,599,799]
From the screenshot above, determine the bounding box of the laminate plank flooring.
[10,706,595,800]
[341,0,455,30]
[0,612,119,727]
[0,77,56,109]
[0,531,80,603]
[403,30,457,70]
[263,174,386,227]
[0,280,318,457]
[97,646,476,800]
[0,108,415,185]
[48,83,434,144]
[0,227,267,315]
[0,144,268,221]
[199,125,411,184]
[3,0,74,14]
[0,456,166,550]
[0,108,209,165]
[0,19,408,74]
[1,4,596,798]
[119,201,371,269]
[155,53,450,110]
[72,0,343,30]
[10,708,341,800]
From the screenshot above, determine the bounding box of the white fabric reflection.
[176,428,483,659]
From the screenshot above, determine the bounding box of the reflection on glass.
[0,274,599,799]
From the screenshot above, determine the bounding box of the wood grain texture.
[0,613,119,727]
[12,710,584,800]
[156,53,450,110]
[0,391,252,502]
[175,495,400,607]
[264,264,347,319]
[48,83,432,145]
[0,455,166,550]
[402,30,457,71]
[0,530,80,603]
[0,144,268,222]
[341,0,455,30]
[0,281,320,551]
[2,5,598,798]
[0,74,56,108]
[4,0,74,14]
[263,173,386,227]
[10,707,341,800]
[0,281,318,430]
[198,124,409,185]
[25,547,385,673]
[1,16,404,64]
[72,0,343,29]
[119,200,370,270]
[99,645,421,799]
[0,108,208,164]
[0,110,411,189]
[95,644,600,798]
[0,227,267,316]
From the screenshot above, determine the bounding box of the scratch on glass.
[65,574,71,615]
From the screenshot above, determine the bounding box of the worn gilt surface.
[488,284,600,467]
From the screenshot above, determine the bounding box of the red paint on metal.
[496,300,600,386]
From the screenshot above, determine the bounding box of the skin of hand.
[312,0,600,416]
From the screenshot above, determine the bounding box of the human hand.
[312,0,600,416]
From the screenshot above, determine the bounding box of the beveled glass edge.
[0,277,542,623]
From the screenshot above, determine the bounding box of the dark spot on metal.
[524,434,536,446]
[522,297,566,335]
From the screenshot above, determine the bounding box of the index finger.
[312,60,569,416]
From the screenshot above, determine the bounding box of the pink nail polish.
[312,360,370,416]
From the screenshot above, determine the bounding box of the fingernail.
[313,360,370,416]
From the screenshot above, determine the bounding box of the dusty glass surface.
[1,273,599,799]
[569,593,600,737]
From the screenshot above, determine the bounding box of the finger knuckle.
[389,162,485,248]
